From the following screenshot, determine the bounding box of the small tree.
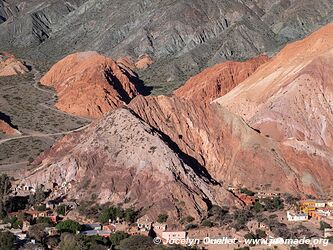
[320,221,332,231]
[28,223,49,243]
[60,233,87,250]
[0,174,11,217]
[28,185,46,207]
[36,216,53,225]
[253,201,263,213]
[157,213,168,223]
[109,231,130,246]
[256,229,267,239]
[124,208,137,223]
[56,220,82,233]
[180,215,195,224]
[118,235,154,250]
[56,204,67,216]
[0,231,15,250]
[240,188,255,196]
[201,219,214,228]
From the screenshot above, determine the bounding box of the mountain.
[215,23,333,149]
[1,0,333,92]
[174,55,269,103]
[40,51,145,118]
[23,108,235,220]
[20,23,333,220]
[129,95,333,196]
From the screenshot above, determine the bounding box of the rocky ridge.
[23,108,236,220]
[215,23,333,149]
[40,51,142,119]
[174,55,269,103]
[1,0,333,90]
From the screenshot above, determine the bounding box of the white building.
[287,211,308,221]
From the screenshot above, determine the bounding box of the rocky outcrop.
[174,55,269,103]
[117,54,154,70]
[0,111,20,135]
[129,96,333,196]
[0,52,29,76]
[23,108,236,220]
[0,119,18,135]
[40,51,141,119]
[215,23,333,149]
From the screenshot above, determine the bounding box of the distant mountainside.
[1,0,333,92]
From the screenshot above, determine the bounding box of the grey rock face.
[1,0,333,92]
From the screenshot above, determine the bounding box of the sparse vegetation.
[157,213,168,223]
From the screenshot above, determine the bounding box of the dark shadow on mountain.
[104,71,132,103]
[128,108,220,187]
[121,68,153,96]
[0,111,18,129]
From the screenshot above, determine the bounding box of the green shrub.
[109,231,130,246]
[157,213,168,223]
[0,231,15,250]
[201,220,214,228]
[56,220,82,233]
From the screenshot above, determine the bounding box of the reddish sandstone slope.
[215,23,333,149]
[174,56,269,103]
[23,108,235,220]
[129,96,333,196]
[0,119,19,135]
[40,51,140,118]
[0,52,29,77]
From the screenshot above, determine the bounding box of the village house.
[137,215,153,232]
[102,224,116,232]
[81,230,111,237]
[301,200,326,208]
[128,227,148,236]
[153,222,167,232]
[309,211,323,221]
[256,191,280,199]
[239,194,255,206]
[162,231,187,244]
[83,223,102,231]
[287,211,308,222]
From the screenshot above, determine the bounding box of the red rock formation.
[129,96,333,196]
[215,23,333,149]
[0,52,29,77]
[174,56,269,103]
[117,54,153,70]
[135,54,154,69]
[23,108,236,220]
[0,119,19,135]
[40,51,140,119]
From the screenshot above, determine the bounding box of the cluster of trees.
[252,197,284,213]
[240,188,256,196]
[98,206,138,224]
[0,174,12,219]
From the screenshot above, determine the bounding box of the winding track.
[0,62,92,146]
